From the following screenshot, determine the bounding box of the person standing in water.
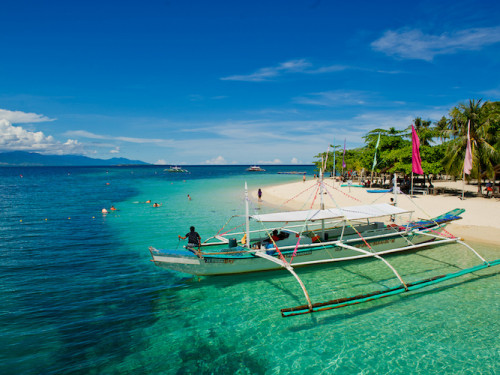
[258,188,262,201]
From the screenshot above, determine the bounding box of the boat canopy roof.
[251,203,412,222]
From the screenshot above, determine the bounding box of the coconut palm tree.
[434,116,450,142]
[444,99,500,194]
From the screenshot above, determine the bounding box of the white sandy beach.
[256,178,500,246]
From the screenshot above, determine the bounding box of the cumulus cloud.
[257,158,283,165]
[110,147,120,154]
[0,109,55,124]
[372,26,500,61]
[203,155,229,165]
[0,119,83,154]
[154,159,167,165]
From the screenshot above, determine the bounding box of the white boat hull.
[150,229,446,276]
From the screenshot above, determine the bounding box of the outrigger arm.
[334,242,408,290]
[253,250,313,312]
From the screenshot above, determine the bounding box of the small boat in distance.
[164,166,189,173]
[246,165,266,172]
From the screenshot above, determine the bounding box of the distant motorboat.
[164,166,189,173]
[246,165,266,172]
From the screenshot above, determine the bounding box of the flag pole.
[411,171,414,196]
[332,137,336,181]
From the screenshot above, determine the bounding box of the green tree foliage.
[313,100,500,187]
[443,99,500,193]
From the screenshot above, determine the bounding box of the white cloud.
[291,157,301,164]
[294,90,369,107]
[221,59,312,81]
[154,159,167,165]
[220,59,372,82]
[257,158,283,165]
[372,26,500,61]
[0,109,55,124]
[110,147,120,154]
[0,119,83,154]
[65,130,168,144]
[203,155,229,165]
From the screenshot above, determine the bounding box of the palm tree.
[444,99,500,194]
[434,116,450,142]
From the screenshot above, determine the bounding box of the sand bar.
[256,178,500,246]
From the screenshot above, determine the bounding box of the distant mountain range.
[0,151,149,166]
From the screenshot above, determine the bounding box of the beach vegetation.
[443,99,500,193]
[314,99,500,192]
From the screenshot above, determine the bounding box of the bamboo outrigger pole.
[281,259,500,317]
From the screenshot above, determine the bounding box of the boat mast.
[245,182,250,247]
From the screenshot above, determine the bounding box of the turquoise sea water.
[0,166,498,375]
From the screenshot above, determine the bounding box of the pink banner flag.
[411,124,424,175]
[464,120,473,175]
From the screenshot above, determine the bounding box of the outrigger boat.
[164,166,189,173]
[149,176,499,317]
[246,165,266,172]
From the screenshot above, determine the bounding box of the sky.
[1,0,500,165]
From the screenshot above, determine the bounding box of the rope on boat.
[281,183,318,206]
[396,189,456,238]
[323,181,363,203]
[214,215,240,237]
[309,184,321,209]
[289,236,301,265]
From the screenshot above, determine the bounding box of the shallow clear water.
[0,166,498,374]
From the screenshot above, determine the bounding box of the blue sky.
[1,0,499,164]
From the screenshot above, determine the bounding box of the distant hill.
[0,151,149,166]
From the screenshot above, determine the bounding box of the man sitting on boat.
[178,226,202,258]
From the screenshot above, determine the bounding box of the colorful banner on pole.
[411,124,424,175]
[464,120,473,175]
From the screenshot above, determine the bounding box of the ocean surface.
[0,165,498,375]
